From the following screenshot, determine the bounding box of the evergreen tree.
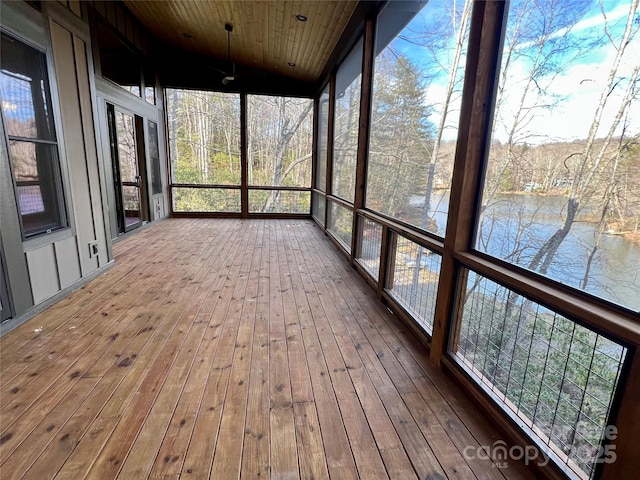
[368,51,433,218]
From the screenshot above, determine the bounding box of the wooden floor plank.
[0,335,112,464]
[0,377,99,479]
[241,222,271,479]
[268,222,299,480]
[116,221,237,479]
[208,220,258,480]
[52,223,222,480]
[293,401,329,480]
[0,219,536,480]
[180,221,256,477]
[297,251,390,478]
[308,222,528,479]
[113,321,208,479]
[298,225,440,479]
[277,224,328,480]
[326,269,510,477]
[147,222,245,479]
[0,220,199,381]
[22,376,124,479]
[286,224,360,480]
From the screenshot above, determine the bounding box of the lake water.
[410,193,640,312]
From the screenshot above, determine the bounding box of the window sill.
[22,228,74,252]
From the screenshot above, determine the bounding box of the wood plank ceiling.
[122,0,360,83]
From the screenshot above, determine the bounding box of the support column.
[429,0,508,366]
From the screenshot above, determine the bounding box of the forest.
[167,90,313,214]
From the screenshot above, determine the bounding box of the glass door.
[107,104,144,233]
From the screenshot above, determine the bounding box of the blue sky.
[380,0,639,144]
[501,0,639,144]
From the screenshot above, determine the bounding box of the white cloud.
[516,2,631,50]
[491,28,639,145]
[550,2,628,39]
[405,0,639,146]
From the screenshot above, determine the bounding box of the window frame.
[0,28,69,241]
[330,37,364,204]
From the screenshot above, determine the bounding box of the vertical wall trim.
[50,20,99,277]
[81,37,114,264]
[429,1,508,366]
[71,36,99,246]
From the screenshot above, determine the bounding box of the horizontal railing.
[453,271,627,480]
[169,184,311,215]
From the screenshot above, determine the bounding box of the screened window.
[312,190,326,226]
[148,120,162,195]
[315,85,329,192]
[247,95,313,189]
[388,234,442,334]
[167,89,241,214]
[144,64,155,105]
[327,200,352,252]
[454,271,626,479]
[475,0,640,312]
[246,95,312,214]
[0,32,67,238]
[331,38,363,203]
[167,90,240,186]
[366,0,469,236]
[144,86,155,105]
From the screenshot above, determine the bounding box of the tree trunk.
[263,101,313,212]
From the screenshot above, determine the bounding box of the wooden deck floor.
[0,219,534,480]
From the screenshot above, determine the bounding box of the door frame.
[106,102,149,235]
[0,239,14,324]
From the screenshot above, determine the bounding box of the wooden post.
[378,225,394,298]
[324,71,336,231]
[600,348,640,480]
[429,0,508,367]
[351,16,375,260]
[240,92,248,218]
[310,96,319,214]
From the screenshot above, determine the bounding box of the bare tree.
[528,0,639,276]
[261,97,313,211]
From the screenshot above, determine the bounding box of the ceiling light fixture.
[183,32,192,38]
[288,62,296,67]
[221,23,237,85]
[295,14,307,22]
